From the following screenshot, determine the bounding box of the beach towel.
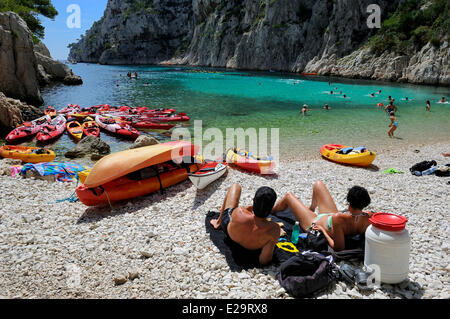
[205,210,366,271]
[20,162,87,182]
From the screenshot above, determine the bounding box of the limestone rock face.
[0,12,83,106]
[68,0,448,86]
[0,12,43,105]
[0,92,43,136]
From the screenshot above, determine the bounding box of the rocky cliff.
[68,0,449,86]
[0,12,82,107]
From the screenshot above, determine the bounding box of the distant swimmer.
[378,90,382,94]
[439,97,446,103]
[426,100,431,112]
[343,94,347,98]
[324,104,331,110]
[134,72,138,78]
[370,93,375,97]
[301,104,312,116]
[330,91,334,95]
[388,95,392,101]
[388,112,399,138]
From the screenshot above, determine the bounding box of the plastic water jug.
[364,213,410,284]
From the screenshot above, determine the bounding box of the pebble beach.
[0,141,449,299]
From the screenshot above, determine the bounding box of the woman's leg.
[211,183,241,229]
[309,180,339,214]
[273,192,317,231]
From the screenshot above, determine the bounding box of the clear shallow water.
[35,64,450,162]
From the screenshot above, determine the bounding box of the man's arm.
[258,225,280,266]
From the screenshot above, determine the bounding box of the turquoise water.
[35,64,450,162]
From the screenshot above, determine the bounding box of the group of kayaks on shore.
[5,104,190,144]
[1,136,376,207]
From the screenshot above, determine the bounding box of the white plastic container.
[364,224,410,284]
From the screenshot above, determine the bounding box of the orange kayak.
[76,163,199,206]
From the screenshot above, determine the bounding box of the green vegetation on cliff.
[369,0,449,55]
[0,0,58,39]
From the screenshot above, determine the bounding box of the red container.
[369,213,408,232]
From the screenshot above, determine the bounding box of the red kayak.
[146,113,190,122]
[36,115,67,142]
[59,104,81,114]
[95,115,140,140]
[82,119,100,138]
[131,121,175,130]
[5,115,51,143]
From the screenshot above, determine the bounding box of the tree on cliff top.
[0,0,58,40]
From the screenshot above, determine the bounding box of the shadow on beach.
[228,164,279,180]
[192,172,228,210]
[76,181,191,224]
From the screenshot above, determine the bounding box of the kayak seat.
[338,147,353,155]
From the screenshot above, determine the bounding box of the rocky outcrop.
[130,135,159,149]
[305,41,450,86]
[0,12,43,105]
[68,0,449,86]
[65,136,111,159]
[35,51,83,86]
[0,92,43,136]
[0,11,82,108]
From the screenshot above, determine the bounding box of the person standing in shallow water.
[426,100,431,112]
[388,112,399,138]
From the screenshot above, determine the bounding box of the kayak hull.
[226,148,275,175]
[5,115,51,143]
[0,145,56,163]
[76,164,199,206]
[320,144,376,167]
[36,115,67,143]
[188,162,227,190]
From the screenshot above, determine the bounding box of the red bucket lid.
[369,213,408,231]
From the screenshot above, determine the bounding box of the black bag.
[304,230,329,252]
[277,252,338,298]
[409,160,437,174]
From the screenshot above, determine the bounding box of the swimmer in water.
[324,104,331,110]
[440,97,446,103]
[330,91,334,95]
[426,100,431,112]
[370,93,375,97]
[301,104,312,116]
[388,112,399,138]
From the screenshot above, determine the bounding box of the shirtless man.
[210,185,281,266]
[271,181,373,251]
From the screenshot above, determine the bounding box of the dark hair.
[347,186,371,210]
[253,187,277,218]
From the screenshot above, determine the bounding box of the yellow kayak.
[320,144,376,167]
[78,168,91,184]
[0,145,56,163]
[67,120,83,141]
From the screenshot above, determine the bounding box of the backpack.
[409,160,437,174]
[277,251,339,298]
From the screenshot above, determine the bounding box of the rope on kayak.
[51,191,79,204]
[104,189,114,210]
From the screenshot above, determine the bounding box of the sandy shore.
[0,141,449,299]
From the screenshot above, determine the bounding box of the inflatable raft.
[76,141,200,206]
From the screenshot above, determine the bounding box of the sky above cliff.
[41,0,108,60]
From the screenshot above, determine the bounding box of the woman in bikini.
[388,111,399,138]
[271,181,373,251]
